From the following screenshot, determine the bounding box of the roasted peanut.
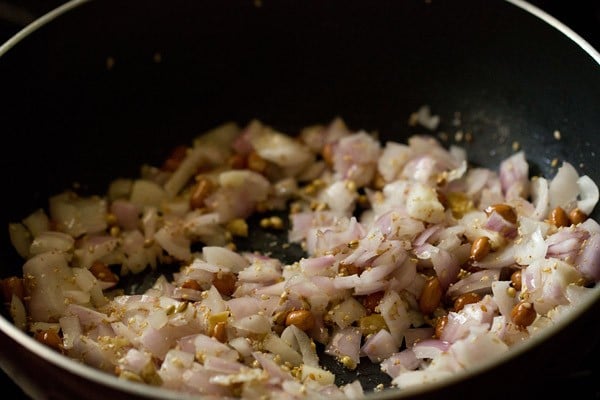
[434,315,448,339]
[212,272,237,297]
[569,208,587,225]
[436,190,448,209]
[285,309,315,331]
[189,178,215,210]
[372,171,386,190]
[0,276,24,303]
[211,321,227,343]
[161,145,188,172]
[453,292,482,312]
[419,276,443,315]
[484,204,517,224]
[89,261,118,283]
[321,142,334,166]
[360,291,384,315]
[181,279,202,291]
[34,329,63,352]
[228,153,247,170]
[339,263,362,276]
[470,236,491,262]
[549,206,570,227]
[511,301,536,327]
[247,151,267,173]
[510,270,522,291]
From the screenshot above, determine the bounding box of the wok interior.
[0,0,599,397]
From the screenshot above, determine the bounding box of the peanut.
[228,153,247,170]
[360,291,384,315]
[181,279,202,291]
[212,272,237,297]
[434,315,448,339]
[321,142,334,166]
[89,261,118,283]
[549,206,570,228]
[34,329,63,352]
[470,236,491,262]
[161,145,188,172]
[211,321,227,343]
[0,276,24,303]
[569,208,587,225]
[511,301,536,327]
[419,276,443,315]
[510,270,522,291]
[453,292,482,312]
[247,151,267,173]
[285,309,315,331]
[189,178,215,210]
[484,203,517,224]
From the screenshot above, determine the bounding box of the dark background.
[0,0,598,399]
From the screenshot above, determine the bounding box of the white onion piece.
[499,151,529,200]
[49,192,108,237]
[332,131,380,187]
[379,291,410,347]
[23,251,73,322]
[73,235,119,270]
[8,223,31,259]
[514,228,547,266]
[378,142,411,182]
[9,295,27,331]
[252,351,293,382]
[449,330,508,368]
[203,246,249,272]
[577,175,599,215]
[192,122,240,162]
[549,162,579,211]
[406,182,445,224]
[446,270,500,299]
[361,329,398,362]
[110,199,140,231]
[321,180,357,216]
[22,208,50,238]
[289,325,320,368]
[412,339,450,359]
[381,349,420,377]
[59,315,81,350]
[414,105,440,131]
[546,228,589,262]
[193,334,239,362]
[522,257,582,314]
[324,327,362,367]
[107,178,133,201]
[164,146,212,198]
[404,327,435,348]
[263,333,303,365]
[154,222,191,262]
[530,177,550,220]
[341,380,365,399]
[330,297,366,329]
[249,125,314,170]
[232,315,271,335]
[130,179,168,209]
[29,231,74,256]
[575,233,600,282]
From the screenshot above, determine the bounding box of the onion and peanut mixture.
[2,111,600,399]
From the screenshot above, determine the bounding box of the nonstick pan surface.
[0,0,599,399]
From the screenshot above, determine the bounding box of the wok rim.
[0,0,599,399]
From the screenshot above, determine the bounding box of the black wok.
[0,0,598,399]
